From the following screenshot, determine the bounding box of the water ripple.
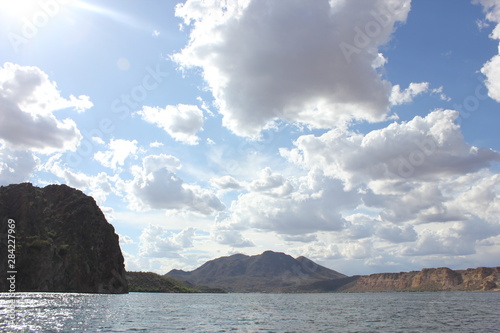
[0,292,499,332]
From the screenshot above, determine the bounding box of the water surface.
[1,292,499,332]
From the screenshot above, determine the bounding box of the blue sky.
[1,0,500,276]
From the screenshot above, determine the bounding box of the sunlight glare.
[0,0,41,18]
[72,0,144,30]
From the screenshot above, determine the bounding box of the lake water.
[0,292,499,332]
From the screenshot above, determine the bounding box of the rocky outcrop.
[0,183,128,293]
[340,267,500,292]
[166,250,346,292]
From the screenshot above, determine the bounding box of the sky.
[0,0,499,276]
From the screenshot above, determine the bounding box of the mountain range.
[166,251,500,293]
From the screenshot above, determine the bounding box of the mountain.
[0,183,128,293]
[339,267,500,292]
[166,250,346,292]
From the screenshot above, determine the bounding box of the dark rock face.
[166,250,346,292]
[0,183,128,293]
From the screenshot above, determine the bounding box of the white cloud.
[174,0,411,137]
[142,153,181,173]
[269,107,500,264]
[0,148,38,185]
[476,18,490,31]
[474,0,500,101]
[94,139,138,170]
[340,240,374,260]
[344,214,377,240]
[402,228,476,256]
[149,141,164,148]
[0,63,92,154]
[481,52,500,101]
[212,226,255,248]
[281,109,500,189]
[137,104,204,145]
[210,175,242,190]
[119,154,225,215]
[249,167,293,197]
[376,224,417,243]
[389,82,429,105]
[282,234,318,243]
[43,154,117,205]
[139,225,196,257]
[431,86,451,101]
[118,234,135,245]
[92,136,106,145]
[217,169,360,236]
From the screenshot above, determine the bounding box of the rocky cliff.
[0,183,128,293]
[340,267,500,292]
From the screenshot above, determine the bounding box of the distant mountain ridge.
[166,250,346,292]
[166,251,500,293]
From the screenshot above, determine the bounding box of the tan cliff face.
[0,183,128,293]
[342,267,500,292]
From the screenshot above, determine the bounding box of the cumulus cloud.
[474,0,500,101]
[481,51,500,101]
[139,225,196,257]
[0,62,92,153]
[376,224,417,243]
[119,154,224,215]
[249,167,293,197]
[43,154,117,205]
[212,226,255,248]
[281,109,500,189]
[271,108,500,261]
[136,104,204,145]
[94,139,138,170]
[174,0,411,137]
[217,169,360,236]
[344,214,377,240]
[402,228,476,256]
